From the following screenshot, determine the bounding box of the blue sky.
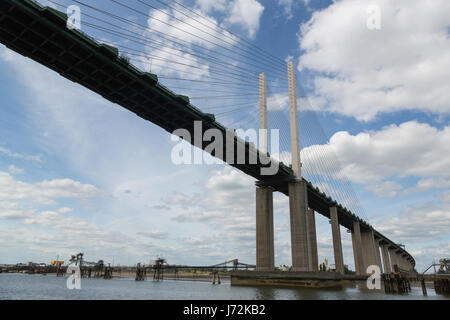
[0,0,449,272]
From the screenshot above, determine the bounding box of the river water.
[0,273,447,300]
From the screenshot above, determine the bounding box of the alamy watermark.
[171,122,280,176]
[66,265,81,290]
[366,4,381,30]
[66,5,81,30]
[366,265,381,290]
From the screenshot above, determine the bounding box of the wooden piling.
[421,278,427,296]
[136,263,146,281]
[434,279,450,295]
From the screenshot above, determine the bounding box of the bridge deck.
[0,0,414,265]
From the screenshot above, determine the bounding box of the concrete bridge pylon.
[287,62,312,271]
[255,73,275,271]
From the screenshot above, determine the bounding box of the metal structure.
[422,258,450,275]
[212,259,255,271]
[66,253,111,278]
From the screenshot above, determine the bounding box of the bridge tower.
[330,207,345,274]
[255,73,275,271]
[287,62,313,271]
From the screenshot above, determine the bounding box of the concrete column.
[381,244,391,273]
[395,251,403,269]
[389,248,398,270]
[401,255,408,271]
[255,187,274,271]
[402,254,409,270]
[351,221,364,276]
[287,61,302,178]
[409,259,414,271]
[361,229,378,272]
[255,73,274,272]
[259,73,268,154]
[330,207,344,274]
[307,209,319,271]
[288,180,310,271]
[374,239,382,271]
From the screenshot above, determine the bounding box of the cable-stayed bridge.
[0,0,415,275]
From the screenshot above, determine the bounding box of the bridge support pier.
[407,257,412,271]
[374,238,382,272]
[399,255,404,270]
[381,244,392,273]
[401,255,410,271]
[389,248,398,270]
[330,207,344,274]
[288,180,311,272]
[255,186,274,271]
[307,209,319,272]
[401,254,407,271]
[351,221,364,276]
[361,229,379,272]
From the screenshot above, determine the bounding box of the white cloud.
[365,180,402,198]
[277,0,311,19]
[56,207,73,214]
[273,121,450,199]
[140,5,242,81]
[170,167,261,261]
[285,55,294,63]
[0,146,41,162]
[8,165,24,175]
[266,93,315,112]
[277,0,294,19]
[140,46,210,80]
[138,230,169,239]
[195,0,265,39]
[375,203,450,243]
[298,0,450,121]
[0,171,101,204]
[225,0,264,39]
[0,201,33,219]
[196,0,227,13]
[267,93,289,111]
[204,166,255,207]
[147,7,231,49]
[300,121,450,197]
[440,190,450,204]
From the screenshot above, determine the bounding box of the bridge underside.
[0,0,415,267]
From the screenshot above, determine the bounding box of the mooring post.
[421,278,427,296]
[136,263,146,281]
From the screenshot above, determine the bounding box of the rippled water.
[0,273,447,300]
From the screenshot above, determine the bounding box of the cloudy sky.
[0,0,449,272]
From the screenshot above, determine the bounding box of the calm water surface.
[0,273,448,300]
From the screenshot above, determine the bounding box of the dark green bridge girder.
[0,0,414,266]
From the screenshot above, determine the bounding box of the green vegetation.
[344,265,356,275]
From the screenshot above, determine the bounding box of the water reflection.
[254,287,277,300]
